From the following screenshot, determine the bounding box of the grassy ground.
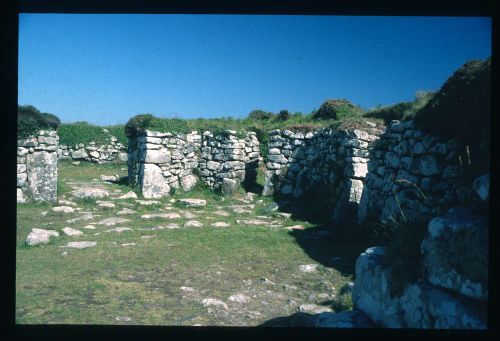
[16,160,369,326]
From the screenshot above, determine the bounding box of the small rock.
[177,198,207,208]
[105,227,132,233]
[115,316,132,322]
[121,243,137,247]
[277,212,292,219]
[51,206,75,214]
[285,225,305,231]
[72,161,80,165]
[96,201,115,209]
[97,217,130,226]
[41,211,48,216]
[66,213,94,224]
[201,298,228,310]
[283,284,297,291]
[116,208,137,215]
[259,277,276,286]
[135,200,161,206]
[72,188,109,200]
[213,210,230,217]
[228,294,251,304]
[117,191,138,200]
[211,222,230,227]
[297,304,333,314]
[61,251,68,256]
[141,235,155,239]
[141,213,181,220]
[101,174,118,181]
[182,211,197,219]
[62,241,97,249]
[299,264,318,273]
[26,228,59,246]
[185,220,203,228]
[180,286,195,292]
[63,227,84,236]
[58,200,77,207]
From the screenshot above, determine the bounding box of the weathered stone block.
[139,163,170,199]
[472,174,489,201]
[421,206,488,301]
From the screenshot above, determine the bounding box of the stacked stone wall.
[58,134,127,163]
[262,126,382,223]
[17,130,59,203]
[357,120,472,224]
[127,130,259,198]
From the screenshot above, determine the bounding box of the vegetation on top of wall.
[312,99,365,121]
[414,57,491,180]
[363,90,435,125]
[18,105,61,139]
[57,122,126,148]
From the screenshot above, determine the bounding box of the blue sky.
[18,14,491,125]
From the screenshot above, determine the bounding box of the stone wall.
[17,130,59,203]
[357,120,472,224]
[127,130,259,198]
[352,176,489,329]
[262,125,382,223]
[58,134,127,163]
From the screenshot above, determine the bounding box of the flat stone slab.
[116,208,137,215]
[135,200,161,206]
[141,213,181,220]
[82,225,96,230]
[97,218,130,226]
[182,211,197,219]
[297,304,333,314]
[101,174,118,181]
[62,227,84,236]
[284,225,305,231]
[26,228,59,246]
[66,213,94,224]
[201,298,228,310]
[211,222,230,227]
[58,200,77,207]
[105,227,133,233]
[299,264,318,273]
[228,294,251,304]
[237,219,269,226]
[121,243,137,247]
[96,201,116,209]
[177,198,207,208]
[213,210,230,217]
[184,220,203,228]
[117,191,138,200]
[62,241,97,249]
[72,188,109,200]
[51,206,75,214]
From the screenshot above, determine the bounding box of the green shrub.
[124,114,155,138]
[414,58,491,179]
[312,99,364,121]
[276,109,290,121]
[248,109,274,121]
[58,122,111,147]
[18,105,61,138]
[363,101,414,124]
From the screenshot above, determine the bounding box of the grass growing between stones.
[16,161,368,326]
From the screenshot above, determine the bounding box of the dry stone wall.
[357,120,472,224]
[127,130,259,198]
[262,126,382,223]
[17,130,58,203]
[58,134,127,163]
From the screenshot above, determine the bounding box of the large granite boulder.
[352,247,486,329]
[421,205,488,300]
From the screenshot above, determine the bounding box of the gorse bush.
[18,105,61,139]
[277,109,290,121]
[312,99,364,121]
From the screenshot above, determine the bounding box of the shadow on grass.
[259,312,317,327]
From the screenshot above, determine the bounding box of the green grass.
[16,161,367,326]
